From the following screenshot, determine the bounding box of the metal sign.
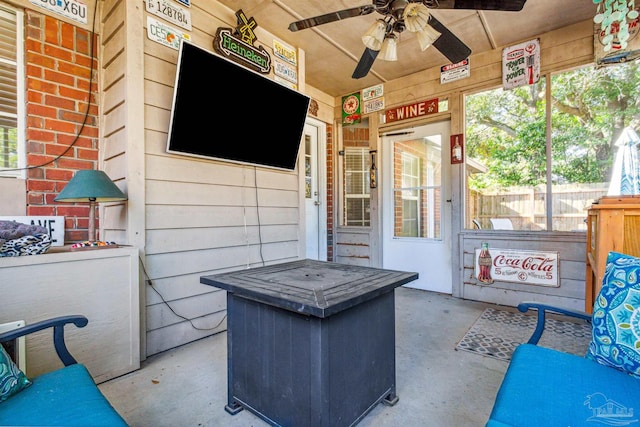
[440,58,470,84]
[273,40,297,66]
[146,16,190,50]
[274,75,297,90]
[362,84,383,101]
[29,0,87,25]
[502,39,540,90]
[384,98,438,123]
[146,0,192,31]
[342,93,361,125]
[475,247,559,287]
[274,59,297,84]
[363,97,384,114]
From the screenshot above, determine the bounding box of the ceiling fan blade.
[431,0,526,11]
[289,5,376,32]
[352,48,379,79]
[428,15,472,64]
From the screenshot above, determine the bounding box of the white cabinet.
[0,246,140,383]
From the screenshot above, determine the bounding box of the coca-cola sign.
[474,247,559,287]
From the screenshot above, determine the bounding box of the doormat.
[455,307,592,362]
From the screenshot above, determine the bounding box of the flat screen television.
[166,40,311,171]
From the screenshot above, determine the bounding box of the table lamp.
[54,170,127,248]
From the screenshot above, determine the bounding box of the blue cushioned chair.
[486,251,640,427]
[0,315,129,426]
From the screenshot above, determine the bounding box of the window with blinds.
[344,147,370,226]
[0,4,22,178]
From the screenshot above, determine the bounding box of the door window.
[393,138,441,239]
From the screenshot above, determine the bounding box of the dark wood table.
[200,259,418,427]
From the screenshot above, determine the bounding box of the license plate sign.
[146,0,192,31]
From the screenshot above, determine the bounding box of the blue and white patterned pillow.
[0,344,31,402]
[587,251,640,377]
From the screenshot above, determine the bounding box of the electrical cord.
[2,0,99,173]
[139,256,227,332]
[254,166,266,266]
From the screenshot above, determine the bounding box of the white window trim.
[0,4,24,179]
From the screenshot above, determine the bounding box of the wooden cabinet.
[0,246,141,383]
[585,196,640,312]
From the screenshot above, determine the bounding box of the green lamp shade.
[55,170,127,202]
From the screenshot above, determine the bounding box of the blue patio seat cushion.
[587,251,640,377]
[0,363,128,426]
[0,345,31,402]
[486,343,640,427]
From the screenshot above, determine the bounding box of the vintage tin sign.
[274,59,297,84]
[30,0,87,24]
[273,39,297,66]
[594,5,640,67]
[146,0,192,31]
[474,247,559,287]
[502,39,540,90]
[362,84,383,101]
[363,97,385,114]
[342,93,361,125]
[440,58,470,84]
[147,16,190,50]
[385,98,438,123]
[274,75,297,90]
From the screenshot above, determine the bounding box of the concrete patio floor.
[99,287,509,427]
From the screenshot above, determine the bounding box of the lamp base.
[70,241,119,251]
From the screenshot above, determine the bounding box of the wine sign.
[474,246,559,287]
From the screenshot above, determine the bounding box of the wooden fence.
[468,183,608,231]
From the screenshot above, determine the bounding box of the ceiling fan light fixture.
[362,19,387,51]
[403,3,431,32]
[416,24,442,51]
[379,34,398,61]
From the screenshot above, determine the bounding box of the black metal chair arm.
[0,315,88,366]
[517,302,591,345]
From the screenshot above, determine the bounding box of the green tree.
[465,61,640,189]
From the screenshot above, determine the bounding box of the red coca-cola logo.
[493,255,554,272]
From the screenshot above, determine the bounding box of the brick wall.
[326,124,333,261]
[24,10,99,243]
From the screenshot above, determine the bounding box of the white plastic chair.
[490,218,513,230]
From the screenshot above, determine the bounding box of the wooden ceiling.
[214,0,597,97]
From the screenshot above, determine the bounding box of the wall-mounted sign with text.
[274,59,297,84]
[474,246,559,287]
[0,216,65,246]
[362,84,383,101]
[273,40,297,66]
[146,0,192,31]
[213,10,271,74]
[342,93,361,125]
[441,58,470,84]
[594,5,640,67]
[502,39,540,90]
[29,0,87,24]
[384,98,438,123]
[146,16,190,50]
[363,97,385,114]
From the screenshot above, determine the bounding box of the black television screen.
[166,40,311,171]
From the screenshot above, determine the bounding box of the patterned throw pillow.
[0,344,31,402]
[587,251,640,377]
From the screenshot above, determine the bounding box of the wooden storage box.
[585,196,640,312]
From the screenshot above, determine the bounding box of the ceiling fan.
[288,0,527,79]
